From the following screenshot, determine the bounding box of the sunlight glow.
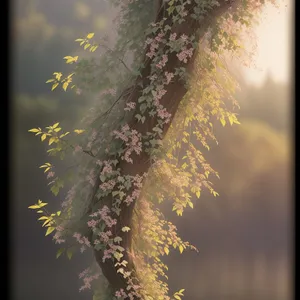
[242,0,292,86]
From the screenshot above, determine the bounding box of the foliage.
[28,0,279,299]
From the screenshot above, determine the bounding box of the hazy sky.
[242,0,292,86]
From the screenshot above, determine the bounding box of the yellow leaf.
[46,79,55,83]
[49,137,56,145]
[74,129,85,134]
[42,219,52,227]
[121,226,130,232]
[196,191,201,198]
[45,227,55,236]
[53,72,62,81]
[52,122,59,129]
[86,32,94,39]
[28,205,40,209]
[84,43,90,50]
[179,245,184,254]
[164,247,169,255]
[62,82,68,91]
[41,134,47,141]
[67,72,75,78]
[52,83,59,91]
[38,216,49,221]
[28,128,40,133]
[220,118,226,127]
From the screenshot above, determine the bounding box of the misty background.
[11,1,293,300]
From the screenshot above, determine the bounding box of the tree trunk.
[92,0,240,296]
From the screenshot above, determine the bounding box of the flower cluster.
[113,124,142,163]
[73,232,91,253]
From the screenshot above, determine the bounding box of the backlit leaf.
[45,227,55,236]
[86,32,94,39]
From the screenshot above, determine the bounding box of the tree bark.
[92,0,240,296]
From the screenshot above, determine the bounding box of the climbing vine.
[29,0,279,299]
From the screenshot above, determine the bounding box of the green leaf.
[56,248,65,259]
[45,227,55,236]
[67,249,73,260]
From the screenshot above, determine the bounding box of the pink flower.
[157,107,172,123]
[100,179,116,191]
[156,54,168,69]
[115,289,127,298]
[87,219,99,228]
[79,268,90,279]
[101,160,113,175]
[176,47,194,63]
[47,171,55,179]
[165,72,174,84]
